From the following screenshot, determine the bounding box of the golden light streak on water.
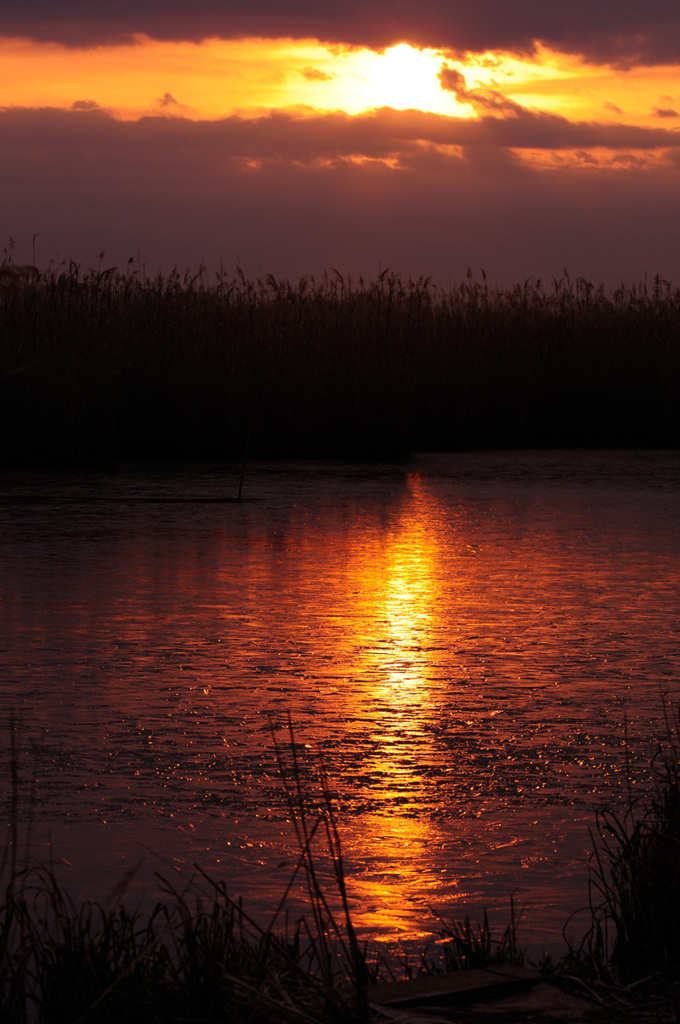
[1,454,678,953]
[297,475,469,941]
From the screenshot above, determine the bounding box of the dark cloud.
[154,92,192,114]
[2,105,678,173]
[70,100,103,112]
[654,107,680,118]
[2,1,680,66]
[439,67,525,116]
[2,105,680,288]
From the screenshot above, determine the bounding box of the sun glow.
[0,35,469,119]
[1,32,677,132]
[446,44,680,125]
[320,43,469,115]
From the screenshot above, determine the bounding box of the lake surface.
[1,451,679,961]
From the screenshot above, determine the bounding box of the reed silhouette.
[2,705,679,1021]
[1,260,679,466]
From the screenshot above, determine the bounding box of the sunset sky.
[2,2,680,284]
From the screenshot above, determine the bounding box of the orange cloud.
[3,33,680,137]
[301,66,334,81]
[2,15,680,290]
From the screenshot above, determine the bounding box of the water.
[1,451,679,960]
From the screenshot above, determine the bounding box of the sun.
[0,35,472,120]
[3,31,679,129]
[347,44,465,114]
[306,43,471,116]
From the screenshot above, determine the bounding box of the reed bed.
[0,712,525,1024]
[1,259,679,465]
[578,703,680,996]
[0,718,375,1024]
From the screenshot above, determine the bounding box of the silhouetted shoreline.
[2,262,679,467]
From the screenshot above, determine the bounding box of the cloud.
[3,105,679,176]
[2,104,680,290]
[438,67,525,116]
[2,1,680,66]
[654,106,680,118]
[71,100,103,112]
[301,67,334,82]
[157,92,180,107]
[154,91,193,115]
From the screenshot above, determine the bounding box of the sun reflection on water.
[321,474,463,941]
[2,455,678,954]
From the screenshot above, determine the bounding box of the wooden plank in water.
[370,965,542,1009]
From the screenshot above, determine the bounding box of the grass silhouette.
[2,705,680,1021]
[1,260,679,466]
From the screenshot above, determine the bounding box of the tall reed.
[577,698,680,1005]
[0,713,377,1024]
[1,260,679,465]
[4,704,680,1020]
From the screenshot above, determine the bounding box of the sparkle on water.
[1,450,679,959]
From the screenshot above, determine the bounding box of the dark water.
[1,451,679,959]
